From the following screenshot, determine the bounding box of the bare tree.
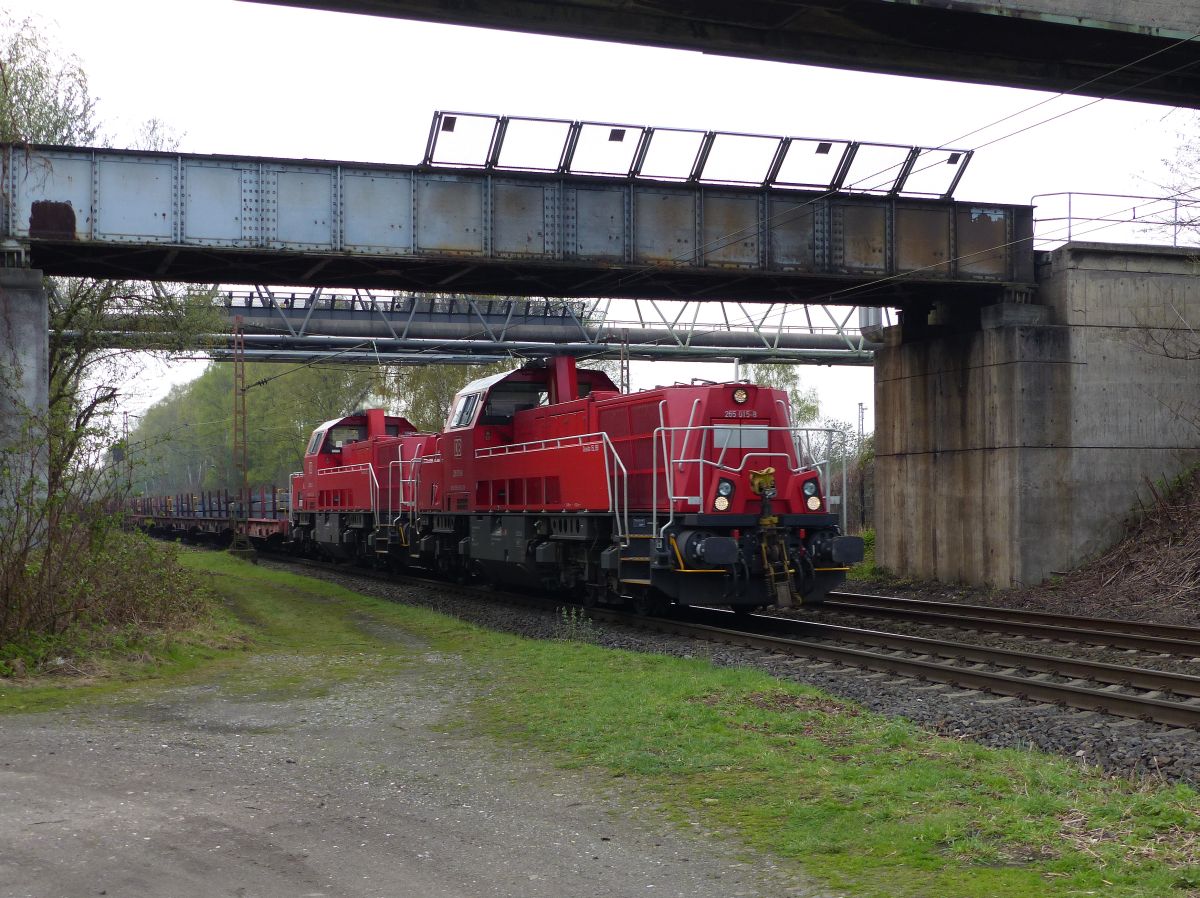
[0,15,215,650]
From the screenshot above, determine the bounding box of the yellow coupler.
[749,467,797,609]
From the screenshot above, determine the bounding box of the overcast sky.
[11,0,1198,428]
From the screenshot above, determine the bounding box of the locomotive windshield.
[712,425,770,450]
[480,382,549,424]
[449,392,480,428]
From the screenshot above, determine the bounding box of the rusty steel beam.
[3,143,1034,306]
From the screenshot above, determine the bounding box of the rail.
[827,591,1200,643]
[822,592,1200,655]
[476,433,629,543]
[266,555,1200,731]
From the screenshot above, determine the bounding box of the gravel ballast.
[275,563,1200,788]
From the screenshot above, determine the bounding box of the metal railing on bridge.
[1032,192,1200,249]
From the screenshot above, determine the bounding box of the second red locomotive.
[289,357,862,612]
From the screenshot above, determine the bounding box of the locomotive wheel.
[628,588,667,617]
[582,574,619,609]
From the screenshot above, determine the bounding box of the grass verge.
[3,551,1198,897]
[846,528,884,581]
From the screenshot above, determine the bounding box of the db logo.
[453,438,463,457]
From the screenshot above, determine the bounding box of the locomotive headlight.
[732,387,749,404]
[713,495,731,511]
[802,480,819,498]
[806,495,822,511]
[717,479,735,498]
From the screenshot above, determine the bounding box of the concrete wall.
[0,268,48,456]
[876,243,1200,587]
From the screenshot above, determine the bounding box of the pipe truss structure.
[209,289,881,365]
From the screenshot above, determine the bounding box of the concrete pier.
[875,242,1200,588]
[0,268,48,455]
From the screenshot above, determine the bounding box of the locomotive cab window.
[325,424,367,452]
[306,429,325,455]
[480,383,549,424]
[449,392,481,429]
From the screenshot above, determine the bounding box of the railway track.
[820,591,1200,656]
[270,556,1200,730]
[656,608,1200,730]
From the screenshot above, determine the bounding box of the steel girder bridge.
[5,112,1032,366]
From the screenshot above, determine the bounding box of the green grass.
[847,527,883,581]
[3,550,1198,898]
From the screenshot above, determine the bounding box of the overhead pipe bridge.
[213,290,879,364]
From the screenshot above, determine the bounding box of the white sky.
[13,0,1199,429]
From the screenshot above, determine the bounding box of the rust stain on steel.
[895,207,951,275]
[701,195,759,268]
[634,191,695,265]
[840,205,886,273]
[957,207,1008,277]
[29,200,76,240]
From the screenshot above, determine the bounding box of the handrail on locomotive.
[475,432,630,544]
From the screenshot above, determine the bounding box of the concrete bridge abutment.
[875,243,1200,588]
[0,267,48,460]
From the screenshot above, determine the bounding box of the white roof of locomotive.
[455,370,512,398]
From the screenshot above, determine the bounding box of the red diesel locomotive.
[289,357,862,612]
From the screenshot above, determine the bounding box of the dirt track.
[0,644,829,898]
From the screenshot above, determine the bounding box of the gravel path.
[0,632,830,897]
[273,563,1200,788]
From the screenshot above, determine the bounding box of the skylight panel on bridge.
[898,148,972,198]
[772,138,853,189]
[696,132,783,185]
[634,128,707,181]
[494,116,574,171]
[422,111,975,197]
[424,112,499,167]
[840,143,918,194]
[566,122,645,176]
